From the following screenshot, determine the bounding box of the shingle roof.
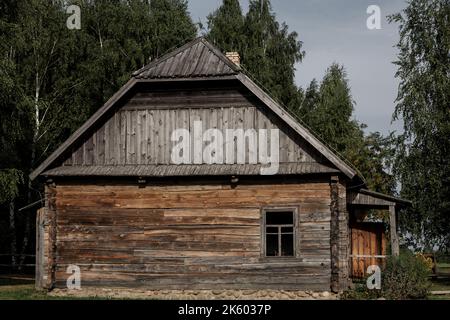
[133,37,239,79]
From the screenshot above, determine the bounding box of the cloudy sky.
[188,0,407,135]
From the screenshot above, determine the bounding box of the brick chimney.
[225,52,240,66]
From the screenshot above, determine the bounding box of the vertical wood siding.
[63,83,324,167]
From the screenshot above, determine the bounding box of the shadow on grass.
[428,274,450,300]
[0,275,35,286]
[430,276,450,291]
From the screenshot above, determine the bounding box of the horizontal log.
[58,232,260,243]
[55,271,331,286]
[57,181,330,192]
[55,262,329,274]
[54,280,331,291]
[51,180,335,290]
[57,239,260,251]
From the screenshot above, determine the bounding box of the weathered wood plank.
[50,179,335,291]
[59,84,328,168]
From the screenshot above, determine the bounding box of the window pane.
[266,234,278,256]
[266,227,278,233]
[281,234,294,256]
[266,212,293,225]
[281,227,293,233]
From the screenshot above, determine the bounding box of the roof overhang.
[41,163,339,178]
[347,188,412,209]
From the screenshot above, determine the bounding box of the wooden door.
[350,222,386,278]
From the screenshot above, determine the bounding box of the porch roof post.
[389,205,400,256]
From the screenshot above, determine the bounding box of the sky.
[187,0,407,135]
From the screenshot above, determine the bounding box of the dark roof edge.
[41,163,339,178]
[359,189,412,206]
[235,73,357,179]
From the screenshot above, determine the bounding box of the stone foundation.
[49,288,337,300]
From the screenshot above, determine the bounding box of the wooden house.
[31,37,410,292]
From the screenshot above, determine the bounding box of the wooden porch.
[347,189,411,278]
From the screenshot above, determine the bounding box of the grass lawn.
[0,276,51,300]
[428,262,450,300]
[0,276,110,300]
[0,284,54,300]
[429,278,450,300]
[430,277,450,291]
[1,273,449,300]
[436,263,450,275]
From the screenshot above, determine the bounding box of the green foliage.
[436,252,450,264]
[382,251,431,299]
[0,169,23,204]
[244,0,304,110]
[66,0,197,117]
[0,0,197,258]
[389,0,450,250]
[207,0,245,53]
[300,64,396,194]
[346,131,396,194]
[297,78,319,126]
[341,281,380,300]
[302,64,355,153]
[0,279,116,299]
[0,57,31,170]
[342,251,431,300]
[207,0,304,111]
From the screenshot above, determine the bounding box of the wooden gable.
[30,37,357,180]
[48,80,336,176]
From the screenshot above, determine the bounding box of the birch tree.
[390,0,450,250]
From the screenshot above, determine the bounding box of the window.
[264,210,295,257]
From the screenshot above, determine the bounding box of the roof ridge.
[131,37,203,77]
[132,37,240,78]
[200,37,242,73]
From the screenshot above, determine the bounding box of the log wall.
[48,177,336,290]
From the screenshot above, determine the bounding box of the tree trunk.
[19,72,40,270]
[9,200,17,271]
[18,212,31,271]
[389,205,400,256]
